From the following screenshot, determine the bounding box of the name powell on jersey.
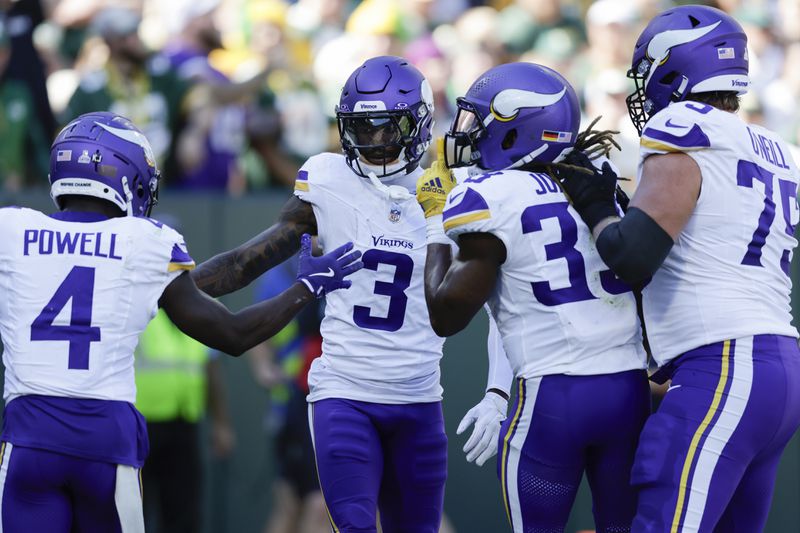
[372,234,414,249]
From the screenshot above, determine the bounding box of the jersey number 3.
[30,266,101,369]
[521,202,630,305]
[353,249,413,332]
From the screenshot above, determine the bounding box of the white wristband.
[425,215,451,245]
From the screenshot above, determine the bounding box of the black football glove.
[615,185,630,214]
[553,150,621,230]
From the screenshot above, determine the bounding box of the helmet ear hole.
[136,179,145,198]
[660,71,678,85]
[501,129,517,150]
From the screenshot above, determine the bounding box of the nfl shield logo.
[389,204,401,223]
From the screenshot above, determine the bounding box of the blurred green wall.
[1,190,799,532]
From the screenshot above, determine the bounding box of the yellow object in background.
[135,309,209,423]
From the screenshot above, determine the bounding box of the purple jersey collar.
[50,211,110,223]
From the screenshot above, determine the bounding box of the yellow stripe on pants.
[501,379,525,527]
[670,340,732,533]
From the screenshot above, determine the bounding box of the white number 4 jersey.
[0,208,194,404]
[639,101,800,365]
[443,168,646,379]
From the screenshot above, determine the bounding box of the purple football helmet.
[336,56,434,179]
[50,112,160,217]
[444,62,580,171]
[626,5,749,134]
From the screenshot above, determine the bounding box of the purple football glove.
[296,234,363,297]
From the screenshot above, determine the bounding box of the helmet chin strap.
[366,171,415,201]
[121,176,134,216]
[357,150,410,178]
[467,165,486,178]
[468,145,575,176]
[506,143,550,170]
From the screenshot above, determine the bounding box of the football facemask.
[443,98,486,169]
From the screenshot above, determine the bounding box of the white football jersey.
[0,208,194,403]
[639,101,800,365]
[443,168,646,379]
[294,154,445,404]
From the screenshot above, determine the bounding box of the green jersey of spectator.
[62,56,190,181]
[0,78,49,190]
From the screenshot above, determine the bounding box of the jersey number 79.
[737,159,798,275]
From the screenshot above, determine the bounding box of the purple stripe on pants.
[310,399,447,533]
[632,335,800,533]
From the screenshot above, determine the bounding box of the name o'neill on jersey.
[23,229,123,260]
[745,127,790,170]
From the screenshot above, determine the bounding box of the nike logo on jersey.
[665,119,688,129]
[448,190,465,204]
[309,268,335,278]
[667,384,682,392]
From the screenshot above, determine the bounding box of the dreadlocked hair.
[520,116,621,177]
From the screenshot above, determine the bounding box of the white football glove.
[457,390,508,466]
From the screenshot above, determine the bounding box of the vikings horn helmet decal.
[489,88,567,123]
[626,6,749,134]
[444,62,579,171]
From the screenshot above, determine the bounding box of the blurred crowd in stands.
[2,1,796,531]
[0,0,798,197]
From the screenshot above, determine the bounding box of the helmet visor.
[452,100,483,136]
[444,98,486,168]
[340,113,415,165]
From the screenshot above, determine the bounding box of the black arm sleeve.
[595,207,674,285]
